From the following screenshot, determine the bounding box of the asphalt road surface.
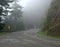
[0,29,60,47]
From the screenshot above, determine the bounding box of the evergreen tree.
[0,0,13,30]
[7,1,25,31]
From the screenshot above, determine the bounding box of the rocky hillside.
[43,0,60,37]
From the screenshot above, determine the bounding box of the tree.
[0,0,14,31]
[6,0,25,31]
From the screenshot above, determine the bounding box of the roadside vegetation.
[0,32,11,35]
[37,30,60,39]
[38,0,60,38]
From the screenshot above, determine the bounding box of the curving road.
[0,29,60,47]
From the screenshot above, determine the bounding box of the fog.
[22,0,52,27]
[0,0,53,31]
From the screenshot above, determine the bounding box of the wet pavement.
[0,29,60,47]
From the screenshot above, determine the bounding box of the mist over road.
[22,0,52,26]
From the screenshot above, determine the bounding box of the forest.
[0,0,60,47]
[0,0,60,37]
[42,0,60,37]
[0,0,25,32]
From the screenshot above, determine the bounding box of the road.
[0,29,60,47]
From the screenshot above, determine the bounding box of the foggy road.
[0,29,60,47]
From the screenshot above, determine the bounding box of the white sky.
[18,0,52,24]
[18,0,30,7]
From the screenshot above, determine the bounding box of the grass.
[37,31,47,36]
[0,32,8,35]
[37,30,60,39]
[0,31,12,35]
